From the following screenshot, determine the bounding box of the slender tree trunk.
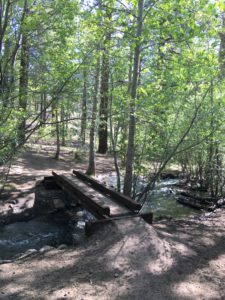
[211,14,225,196]
[219,15,225,77]
[109,79,121,192]
[123,0,144,197]
[98,8,112,154]
[120,52,133,167]
[80,65,87,145]
[18,2,29,143]
[205,80,215,195]
[55,107,60,160]
[206,14,225,196]
[86,56,101,175]
[1,39,12,107]
[61,105,66,146]
[0,0,12,107]
[214,144,220,196]
[98,44,110,154]
[40,92,47,125]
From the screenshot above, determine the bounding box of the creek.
[0,173,200,260]
[0,209,91,261]
[0,215,70,260]
[97,173,200,219]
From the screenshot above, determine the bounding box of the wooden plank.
[85,212,153,236]
[73,170,142,211]
[65,174,130,217]
[52,171,110,219]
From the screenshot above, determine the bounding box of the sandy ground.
[0,146,225,300]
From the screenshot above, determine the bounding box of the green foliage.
[1,0,225,195]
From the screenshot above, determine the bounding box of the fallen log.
[180,191,217,204]
[176,195,208,210]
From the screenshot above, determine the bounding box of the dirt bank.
[0,210,225,300]
[0,147,225,300]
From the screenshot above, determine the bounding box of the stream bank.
[0,208,225,300]
[0,148,225,299]
[97,172,203,219]
[1,170,222,261]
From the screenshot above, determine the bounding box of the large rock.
[217,198,225,207]
[34,180,65,214]
[39,245,54,253]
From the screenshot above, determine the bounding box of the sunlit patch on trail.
[147,239,174,275]
[173,281,221,300]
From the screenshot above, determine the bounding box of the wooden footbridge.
[43,170,152,235]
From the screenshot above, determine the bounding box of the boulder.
[39,245,54,253]
[217,198,225,207]
[58,244,68,250]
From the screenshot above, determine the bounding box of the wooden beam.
[73,170,142,211]
[52,171,110,219]
[85,212,153,236]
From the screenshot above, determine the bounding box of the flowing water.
[0,209,94,260]
[0,173,199,260]
[139,181,199,218]
[0,214,72,260]
[97,173,200,219]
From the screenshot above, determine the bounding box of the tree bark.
[86,56,101,176]
[61,104,66,146]
[80,65,87,145]
[219,15,225,77]
[18,1,29,143]
[109,80,121,192]
[54,107,60,160]
[123,0,144,197]
[40,92,47,125]
[98,44,110,153]
[97,8,112,154]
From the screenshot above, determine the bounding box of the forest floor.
[0,145,225,300]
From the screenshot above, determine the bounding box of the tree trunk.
[0,1,12,107]
[97,8,112,154]
[86,56,101,176]
[219,15,225,77]
[98,47,110,153]
[109,76,121,192]
[205,80,215,195]
[40,92,47,125]
[18,2,29,143]
[123,0,144,197]
[119,53,133,167]
[55,107,60,160]
[61,105,66,146]
[80,65,87,145]
[207,14,225,196]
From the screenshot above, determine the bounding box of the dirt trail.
[0,145,114,216]
[0,147,225,300]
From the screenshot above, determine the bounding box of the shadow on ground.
[0,212,225,300]
[0,148,225,299]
